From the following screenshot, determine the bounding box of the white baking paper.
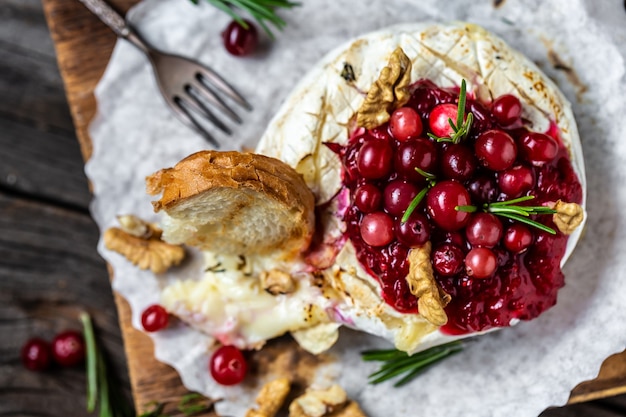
[85,0,626,416]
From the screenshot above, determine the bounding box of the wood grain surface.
[0,0,620,415]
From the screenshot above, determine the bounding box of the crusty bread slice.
[146,150,315,257]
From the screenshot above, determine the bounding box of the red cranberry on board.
[389,107,423,141]
[210,345,247,386]
[503,224,534,253]
[21,338,52,371]
[141,304,169,332]
[492,94,522,126]
[52,330,85,367]
[467,176,498,205]
[357,139,393,179]
[429,103,459,138]
[360,212,395,247]
[222,19,258,57]
[432,244,465,277]
[465,247,498,278]
[474,130,517,171]
[465,213,503,248]
[519,132,559,165]
[394,138,438,182]
[426,180,472,231]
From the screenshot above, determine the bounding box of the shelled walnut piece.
[103,215,185,274]
[553,200,584,235]
[246,379,366,417]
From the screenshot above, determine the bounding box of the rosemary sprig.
[401,168,437,223]
[456,195,557,234]
[362,341,464,387]
[427,80,474,144]
[190,0,300,37]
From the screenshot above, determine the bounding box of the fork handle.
[77,0,151,53]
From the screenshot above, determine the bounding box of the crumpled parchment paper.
[85,0,626,416]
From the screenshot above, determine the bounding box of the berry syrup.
[333,80,583,335]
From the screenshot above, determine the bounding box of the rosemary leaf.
[489,195,536,206]
[496,212,557,234]
[489,206,532,217]
[455,205,478,213]
[415,167,436,180]
[457,80,467,128]
[80,312,98,413]
[393,347,462,387]
[401,187,428,223]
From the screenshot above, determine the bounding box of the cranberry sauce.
[334,80,582,335]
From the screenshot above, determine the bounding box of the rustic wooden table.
[1,1,625,416]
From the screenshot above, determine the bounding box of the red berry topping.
[383,180,419,216]
[441,144,477,181]
[354,183,382,213]
[474,130,517,171]
[429,103,458,137]
[396,212,430,247]
[467,176,498,205]
[390,107,423,141]
[498,165,535,197]
[141,304,169,332]
[52,330,85,367]
[492,94,522,126]
[222,19,258,57]
[21,338,52,371]
[503,224,534,253]
[426,181,472,231]
[465,213,503,248]
[519,132,559,165]
[394,138,438,182]
[360,212,394,247]
[465,247,498,278]
[432,244,464,277]
[210,345,247,386]
[357,139,393,179]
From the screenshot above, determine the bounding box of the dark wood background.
[1,0,625,416]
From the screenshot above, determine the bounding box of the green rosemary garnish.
[427,80,474,144]
[190,0,299,37]
[362,341,464,387]
[401,168,437,223]
[456,195,557,234]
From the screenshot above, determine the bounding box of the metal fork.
[78,0,252,147]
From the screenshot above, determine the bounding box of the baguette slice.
[146,150,315,258]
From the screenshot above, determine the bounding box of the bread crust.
[146,150,316,255]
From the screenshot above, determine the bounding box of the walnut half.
[103,215,185,274]
[260,269,296,295]
[553,200,584,235]
[289,385,367,417]
[246,378,291,417]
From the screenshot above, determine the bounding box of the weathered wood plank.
[0,0,57,58]
[0,115,91,209]
[0,192,131,416]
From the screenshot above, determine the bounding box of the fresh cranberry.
[394,138,438,182]
[369,124,392,141]
[519,132,559,165]
[465,213,503,248]
[441,144,477,181]
[503,224,534,253]
[465,247,498,278]
[357,139,393,179]
[210,345,247,385]
[21,338,52,371]
[432,244,465,277]
[474,130,517,171]
[141,304,169,332]
[354,183,382,213]
[52,331,85,367]
[360,212,394,247]
[498,165,535,197]
[390,107,423,141]
[467,176,498,204]
[396,212,430,247]
[383,180,419,216]
[492,94,522,126]
[426,181,472,231]
[429,103,459,138]
[222,19,258,57]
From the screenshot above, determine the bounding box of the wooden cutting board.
[41,0,626,411]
